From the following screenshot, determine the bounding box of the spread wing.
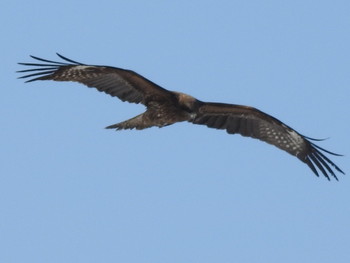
[192,102,344,180]
[17,53,172,105]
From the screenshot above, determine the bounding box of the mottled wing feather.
[193,102,344,180]
[17,54,172,105]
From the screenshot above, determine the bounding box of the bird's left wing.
[192,102,344,180]
[17,53,172,105]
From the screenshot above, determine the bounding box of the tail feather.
[105,113,152,130]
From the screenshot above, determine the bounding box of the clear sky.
[1,1,350,262]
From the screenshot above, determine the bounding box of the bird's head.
[173,92,199,112]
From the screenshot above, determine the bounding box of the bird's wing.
[17,53,173,105]
[192,102,344,180]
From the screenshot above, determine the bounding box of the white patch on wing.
[72,65,94,70]
[288,129,303,142]
[287,129,305,154]
[70,65,94,72]
[63,65,96,78]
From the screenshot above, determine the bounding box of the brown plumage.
[17,54,344,180]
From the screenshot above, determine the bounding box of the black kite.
[17,54,344,180]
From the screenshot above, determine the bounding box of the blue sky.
[1,1,350,262]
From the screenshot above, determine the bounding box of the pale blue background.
[1,1,349,262]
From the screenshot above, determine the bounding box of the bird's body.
[108,95,196,130]
[17,54,344,180]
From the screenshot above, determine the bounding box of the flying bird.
[17,54,344,180]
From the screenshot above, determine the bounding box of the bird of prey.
[17,54,344,180]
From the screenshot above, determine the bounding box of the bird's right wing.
[17,53,172,105]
